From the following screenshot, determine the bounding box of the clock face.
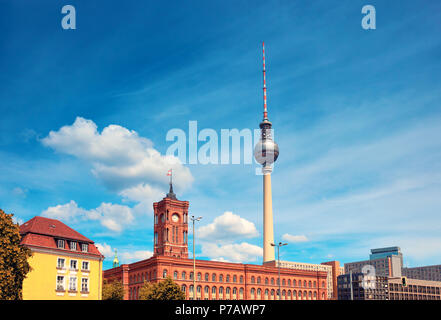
[171,214,179,222]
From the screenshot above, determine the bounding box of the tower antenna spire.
[262,41,268,121]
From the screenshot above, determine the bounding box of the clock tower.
[153,181,189,258]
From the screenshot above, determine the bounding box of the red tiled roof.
[19,216,103,258]
[20,216,92,242]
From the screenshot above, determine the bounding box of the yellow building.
[20,216,104,300]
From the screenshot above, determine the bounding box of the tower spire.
[113,249,119,268]
[166,169,177,200]
[262,41,268,121]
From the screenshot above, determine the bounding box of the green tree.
[102,279,125,300]
[0,209,32,300]
[139,277,185,300]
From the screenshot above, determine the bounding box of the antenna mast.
[262,42,268,121]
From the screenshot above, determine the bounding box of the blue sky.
[1,0,441,270]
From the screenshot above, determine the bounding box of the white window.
[81,243,88,252]
[81,278,89,292]
[57,276,65,291]
[82,261,89,270]
[57,239,65,249]
[69,277,77,291]
[70,260,77,270]
[57,258,65,268]
[70,241,77,250]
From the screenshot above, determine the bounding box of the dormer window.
[57,239,65,249]
[81,243,88,252]
[70,241,77,250]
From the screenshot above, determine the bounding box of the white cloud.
[41,200,134,233]
[201,242,262,263]
[41,116,193,208]
[96,243,113,258]
[95,242,153,264]
[120,250,153,263]
[197,211,258,241]
[12,187,27,197]
[42,200,89,221]
[282,234,308,243]
[39,117,194,233]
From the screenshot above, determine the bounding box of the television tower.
[254,42,279,263]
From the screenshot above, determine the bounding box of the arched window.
[264,289,269,300]
[282,279,286,286]
[204,286,209,299]
[205,273,209,281]
[251,288,256,299]
[322,292,325,299]
[174,271,178,280]
[313,291,317,300]
[251,276,255,284]
[212,286,216,296]
[293,279,297,287]
[298,291,302,299]
[197,285,202,294]
[182,271,186,280]
[226,275,230,283]
[257,288,262,299]
[212,274,216,282]
[239,288,244,299]
[233,287,237,295]
[288,279,291,286]
[265,278,269,285]
[308,281,312,288]
[219,287,224,298]
[190,272,194,280]
[287,290,291,300]
[308,291,312,300]
[198,273,202,281]
[322,281,326,288]
[303,280,307,287]
[271,278,275,285]
[219,274,223,282]
[303,290,307,300]
[163,269,167,278]
[271,289,275,300]
[240,276,244,283]
[233,275,237,283]
[282,290,286,300]
[313,281,317,288]
[257,276,261,284]
[182,285,186,293]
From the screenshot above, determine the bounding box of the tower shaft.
[263,169,275,262]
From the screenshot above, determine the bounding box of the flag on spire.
[167,169,172,176]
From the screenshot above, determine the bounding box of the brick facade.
[103,192,328,300]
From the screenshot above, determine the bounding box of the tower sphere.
[254,138,279,165]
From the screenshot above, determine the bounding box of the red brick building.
[103,187,328,300]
